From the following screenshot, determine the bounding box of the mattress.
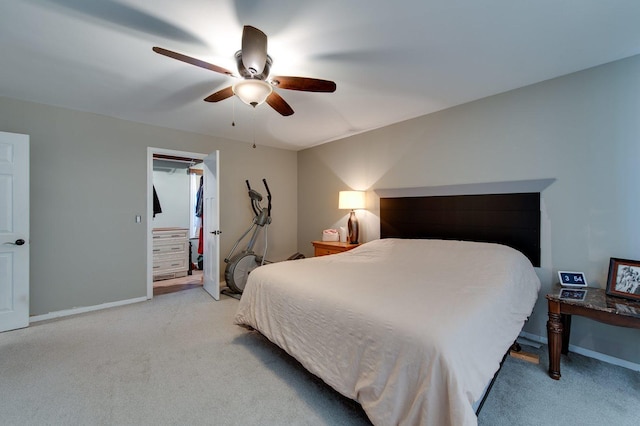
[234,238,540,425]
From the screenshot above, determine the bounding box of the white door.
[0,131,29,332]
[203,151,220,300]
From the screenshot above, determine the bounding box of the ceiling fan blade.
[266,92,294,116]
[241,26,268,75]
[204,86,234,102]
[153,46,234,76]
[271,76,336,92]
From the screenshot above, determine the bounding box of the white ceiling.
[2,1,640,151]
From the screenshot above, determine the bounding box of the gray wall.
[298,55,640,364]
[0,96,297,316]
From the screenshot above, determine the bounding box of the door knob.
[5,239,26,246]
[210,230,222,235]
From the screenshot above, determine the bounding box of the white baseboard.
[519,331,640,373]
[29,296,148,323]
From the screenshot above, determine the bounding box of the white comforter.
[234,239,540,426]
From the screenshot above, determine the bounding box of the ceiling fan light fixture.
[232,79,273,107]
[153,25,335,116]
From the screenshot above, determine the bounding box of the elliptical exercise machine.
[224,179,273,294]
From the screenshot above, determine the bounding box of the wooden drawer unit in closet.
[152,227,189,281]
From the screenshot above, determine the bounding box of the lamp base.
[347,210,359,244]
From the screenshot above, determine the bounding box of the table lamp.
[338,191,365,244]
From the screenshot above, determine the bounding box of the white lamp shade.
[338,191,365,210]
[233,79,273,107]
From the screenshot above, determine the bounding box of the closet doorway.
[146,148,220,300]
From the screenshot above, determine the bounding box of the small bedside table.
[311,241,361,257]
[546,284,640,380]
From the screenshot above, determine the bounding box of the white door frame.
[146,147,207,299]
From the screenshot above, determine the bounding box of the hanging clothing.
[196,176,204,255]
[153,185,162,217]
[195,176,203,218]
[198,225,204,255]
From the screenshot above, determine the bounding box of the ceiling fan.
[153,25,336,116]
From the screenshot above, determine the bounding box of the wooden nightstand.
[546,284,640,380]
[311,241,361,257]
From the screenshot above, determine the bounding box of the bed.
[234,237,540,425]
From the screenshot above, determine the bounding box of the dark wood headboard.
[380,192,541,266]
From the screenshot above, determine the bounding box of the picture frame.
[606,258,640,302]
[559,288,587,301]
[557,271,588,287]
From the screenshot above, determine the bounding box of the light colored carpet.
[1,288,638,425]
[478,342,640,426]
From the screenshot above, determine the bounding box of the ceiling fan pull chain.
[232,97,236,127]
[252,109,257,148]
